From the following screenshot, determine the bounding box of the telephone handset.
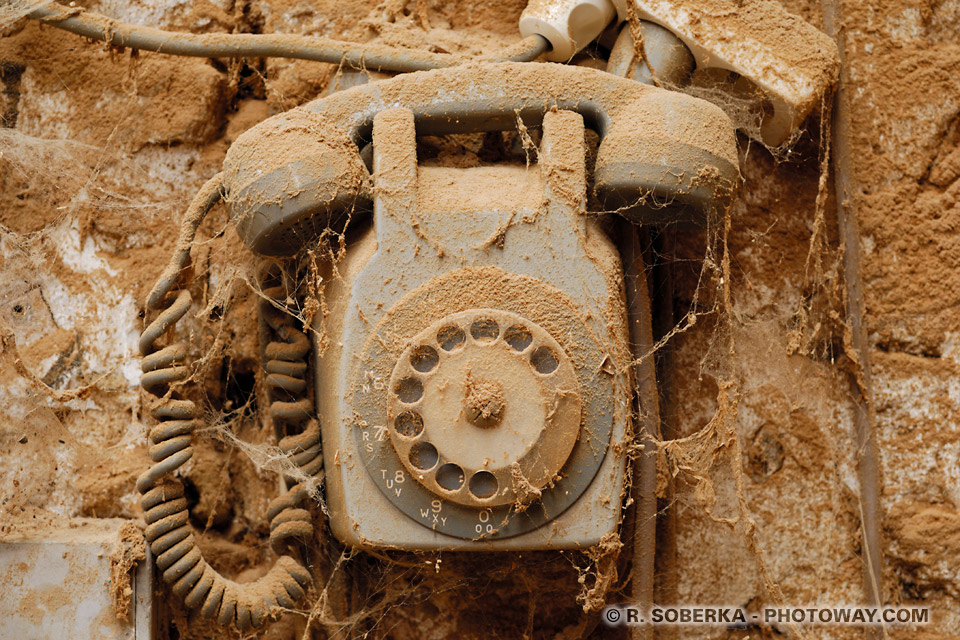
[222,61,739,256]
[138,62,738,628]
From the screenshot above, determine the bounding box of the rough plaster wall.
[1,0,958,638]
[665,147,866,639]
[844,0,960,633]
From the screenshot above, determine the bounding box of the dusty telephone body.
[220,62,738,550]
[315,109,629,548]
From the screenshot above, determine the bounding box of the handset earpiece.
[220,62,740,258]
[222,109,371,257]
[593,88,740,223]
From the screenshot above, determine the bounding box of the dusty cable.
[820,0,885,633]
[650,228,678,618]
[26,2,549,71]
[621,221,661,640]
[608,49,664,640]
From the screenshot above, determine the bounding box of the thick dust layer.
[0,0,957,639]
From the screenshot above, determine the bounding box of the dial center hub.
[463,372,505,428]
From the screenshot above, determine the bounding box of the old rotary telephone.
[137,62,738,628]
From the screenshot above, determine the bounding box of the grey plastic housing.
[313,110,634,550]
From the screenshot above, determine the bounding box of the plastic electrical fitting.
[521,0,840,147]
[519,0,617,62]
[609,0,839,146]
[606,20,693,86]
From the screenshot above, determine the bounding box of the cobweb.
[167,128,843,640]
[0,11,861,640]
[0,119,850,640]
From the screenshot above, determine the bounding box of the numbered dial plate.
[387,310,582,508]
[349,271,618,541]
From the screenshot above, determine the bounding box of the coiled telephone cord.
[137,172,319,631]
[259,268,324,553]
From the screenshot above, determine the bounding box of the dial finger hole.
[530,346,559,374]
[437,325,466,351]
[394,411,423,438]
[410,345,439,373]
[469,470,498,499]
[504,325,533,351]
[395,376,423,403]
[409,442,438,471]
[436,463,465,491]
[470,318,500,342]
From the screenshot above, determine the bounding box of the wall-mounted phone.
[220,62,738,547]
[137,62,737,625]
